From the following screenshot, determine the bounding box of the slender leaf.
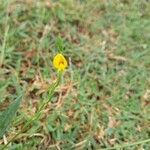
[0,95,22,138]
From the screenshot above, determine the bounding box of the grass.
[0,0,150,149]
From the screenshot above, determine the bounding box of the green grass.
[0,0,150,149]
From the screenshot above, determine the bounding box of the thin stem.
[0,23,9,67]
[101,139,150,150]
[2,72,62,149]
[0,0,10,67]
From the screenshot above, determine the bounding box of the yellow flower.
[53,53,68,71]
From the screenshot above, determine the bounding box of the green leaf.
[56,37,65,53]
[0,95,22,138]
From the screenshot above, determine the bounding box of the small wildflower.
[53,53,68,71]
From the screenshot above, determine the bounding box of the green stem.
[2,72,62,149]
[101,139,150,150]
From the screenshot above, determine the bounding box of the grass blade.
[0,95,22,138]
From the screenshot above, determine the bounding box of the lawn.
[0,0,150,149]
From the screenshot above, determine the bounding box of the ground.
[0,0,150,149]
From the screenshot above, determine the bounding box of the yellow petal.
[53,53,68,71]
